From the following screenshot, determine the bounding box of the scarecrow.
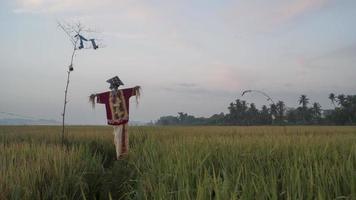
[90,76,141,159]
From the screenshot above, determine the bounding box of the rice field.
[0,126,355,200]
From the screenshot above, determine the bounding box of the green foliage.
[156,94,356,125]
[1,126,356,199]
[326,94,356,124]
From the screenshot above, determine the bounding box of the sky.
[0,0,355,124]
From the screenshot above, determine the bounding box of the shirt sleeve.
[122,87,136,98]
[96,91,110,104]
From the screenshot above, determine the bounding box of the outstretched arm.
[89,93,97,108]
[123,86,141,104]
[89,91,110,108]
[133,86,141,97]
[133,86,141,105]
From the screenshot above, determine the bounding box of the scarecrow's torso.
[96,88,136,125]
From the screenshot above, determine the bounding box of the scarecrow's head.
[107,76,124,90]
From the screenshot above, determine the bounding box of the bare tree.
[58,21,99,146]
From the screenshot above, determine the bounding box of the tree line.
[156,93,356,125]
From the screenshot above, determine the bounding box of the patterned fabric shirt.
[96,87,137,125]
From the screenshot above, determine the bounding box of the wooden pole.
[61,46,77,146]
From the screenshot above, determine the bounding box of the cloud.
[328,44,356,58]
[13,0,85,13]
[177,83,198,88]
[160,63,267,97]
[102,31,147,40]
[225,0,329,34]
[276,0,327,24]
[162,83,235,97]
[301,43,356,69]
[13,0,144,15]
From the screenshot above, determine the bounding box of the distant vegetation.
[0,118,59,125]
[156,93,356,125]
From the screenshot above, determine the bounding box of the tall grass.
[1,126,355,199]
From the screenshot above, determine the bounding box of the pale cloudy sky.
[0,0,355,124]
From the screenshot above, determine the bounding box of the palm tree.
[260,105,270,124]
[178,112,189,124]
[337,94,346,107]
[299,95,309,108]
[247,103,259,124]
[228,102,236,116]
[298,95,310,123]
[311,102,322,122]
[276,101,286,121]
[329,93,336,107]
[270,103,277,122]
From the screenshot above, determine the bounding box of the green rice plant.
[0,126,355,199]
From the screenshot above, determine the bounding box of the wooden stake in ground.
[58,21,100,146]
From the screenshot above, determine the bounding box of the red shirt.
[96,87,137,125]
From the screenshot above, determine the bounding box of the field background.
[1,126,355,200]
